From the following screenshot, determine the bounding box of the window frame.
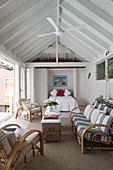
[96,59,105,81]
[108,56,113,79]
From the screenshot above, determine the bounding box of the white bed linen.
[49,96,80,112]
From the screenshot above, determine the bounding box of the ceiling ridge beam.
[6,13,56,50]
[23,38,55,62]
[0,1,56,45]
[60,21,103,54]
[60,12,110,50]
[76,0,113,27]
[0,0,44,31]
[60,1,113,42]
[16,28,55,57]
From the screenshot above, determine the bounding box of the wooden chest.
[42,123,61,142]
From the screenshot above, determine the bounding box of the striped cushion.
[95,113,113,134]
[92,101,99,108]
[86,107,95,120]
[0,129,12,156]
[3,130,17,148]
[76,122,111,143]
[83,104,92,117]
[90,109,102,124]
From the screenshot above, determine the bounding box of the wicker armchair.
[15,98,42,122]
[0,124,44,170]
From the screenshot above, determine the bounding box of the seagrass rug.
[21,117,113,170]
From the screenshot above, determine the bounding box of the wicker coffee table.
[41,113,61,142]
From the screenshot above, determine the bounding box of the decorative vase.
[48,106,52,112]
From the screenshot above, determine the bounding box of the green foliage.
[6,107,10,113]
[108,63,113,78]
[43,100,58,108]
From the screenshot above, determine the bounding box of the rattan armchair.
[0,123,44,170]
[15,98,42,122]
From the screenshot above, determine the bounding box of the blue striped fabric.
[86,107,95,120]
[95,113,113,134]
[0,129,12,155]
[76,120,111,143]
[92,101,113,115]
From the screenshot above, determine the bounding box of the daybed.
[49,89,79,112]
[70,101,113,153]
[0,124,44,169]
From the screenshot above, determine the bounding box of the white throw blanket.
[49,96,80,112]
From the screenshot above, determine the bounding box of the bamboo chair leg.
[40,138,44,155]
[81,137,84,154]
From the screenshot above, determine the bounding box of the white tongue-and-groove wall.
[33,68,87,106]
[85,60,113,105]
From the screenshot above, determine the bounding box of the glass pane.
[96,61,105,80]
[108,57,113,79]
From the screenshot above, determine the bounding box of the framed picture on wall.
[53,75,67,87]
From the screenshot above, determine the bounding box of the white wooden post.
[14,64,21,113]
[30,67,35,103]
[73,68,76,98]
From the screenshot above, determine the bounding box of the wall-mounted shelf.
[96,99,113,108]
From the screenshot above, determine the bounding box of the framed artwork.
[53,75,67,87]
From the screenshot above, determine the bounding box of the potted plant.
[44,99,58,112]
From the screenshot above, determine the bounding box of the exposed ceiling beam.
[68,49,83,62]
[60,1,113,42]
[59,38,90,62]
[0,45,18,63]
[43,47,71,53]
[60,12,110,50]
[0,1,56,45]
[22,37,55,61]
[76,0,113,27]
[0,0,42,31]
[64,32,98,57]
[13,27,54,55]
[60,36,95,60]
[5,13,56,50]
[0,0,11,8]
[60,21,104,54]
[24,39,56,62]
[25,62,89,68]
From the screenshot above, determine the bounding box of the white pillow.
[22,101,32,109]
[83,104,92,117]
[64,89,71,97]
[50,89,57,97]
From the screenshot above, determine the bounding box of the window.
[108,57,113,79]
[4,78,14,102]
[96,61,105,80]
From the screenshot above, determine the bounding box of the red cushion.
[57,89,64,96]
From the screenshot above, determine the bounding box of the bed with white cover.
[49,89,79,112]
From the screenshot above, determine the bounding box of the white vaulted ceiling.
[0,0,113,66]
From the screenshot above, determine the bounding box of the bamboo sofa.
[0,124,44,169]
[70,101,113,154]
[16,98,42,122]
